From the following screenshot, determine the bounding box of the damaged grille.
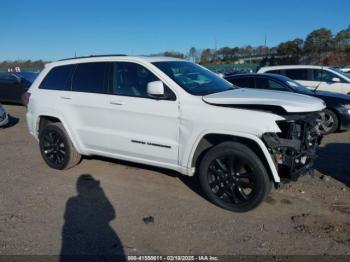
[262,112,322,180]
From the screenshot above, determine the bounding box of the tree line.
[160,25,350,66]
[0,60,46,71]
[1,25,349,71]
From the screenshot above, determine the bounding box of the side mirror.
[331,77,341,83]
[147,81,165,98]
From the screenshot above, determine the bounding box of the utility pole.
[214,37,218,62]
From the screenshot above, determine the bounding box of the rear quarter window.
[39,65,74,90]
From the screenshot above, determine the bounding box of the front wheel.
[199,142,272,212]
[318,109,339,135]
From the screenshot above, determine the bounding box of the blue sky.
[0,0,349,61]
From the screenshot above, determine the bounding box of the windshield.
[153,61,234,95]
[285,79,313,94]
[330,68,350,81]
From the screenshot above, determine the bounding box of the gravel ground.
[0,105,349,257]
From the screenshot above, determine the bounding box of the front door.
[105,62,180,166]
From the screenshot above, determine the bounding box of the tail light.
[23,92,31,106]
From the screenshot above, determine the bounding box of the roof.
[47,55,184,68]
[259,65,329,72]
[225,73,291,82]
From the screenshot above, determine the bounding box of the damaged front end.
[262,112,323,181]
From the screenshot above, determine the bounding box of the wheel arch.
[188,132,280,183]
[36,114,83,154]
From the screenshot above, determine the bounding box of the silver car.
[0,104,8,127]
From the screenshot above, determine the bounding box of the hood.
[313,90,350,102]
[203,88,326,113]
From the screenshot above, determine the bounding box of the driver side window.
[110,62,158,98]
[313,69,340,82]
[109,62,176,100]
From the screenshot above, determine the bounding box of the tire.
[39,122,81,170]
[199,142,272,212]
[318,109,339,135]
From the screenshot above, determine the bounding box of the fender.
[34,111,87,156]
[185,130,280,183]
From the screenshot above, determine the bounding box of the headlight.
[342,104,350,114]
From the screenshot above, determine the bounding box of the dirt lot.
[0,105,349,256]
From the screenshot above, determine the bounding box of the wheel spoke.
[215,159,227,172]
[238,171,254,178]
[235,185,249,201]
[207,153,258,207]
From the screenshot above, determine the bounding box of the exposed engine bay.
[262,112,323,181]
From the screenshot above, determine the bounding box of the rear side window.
[227,77,255,88]
[255,77,288,91]
[39,65,73,90]
[284,69,309,81]
[72,62,108,94]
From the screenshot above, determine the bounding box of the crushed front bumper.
[262,112,322,181]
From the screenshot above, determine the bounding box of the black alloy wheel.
[42,130,67,167]
[207,156,256,205]
[199,142,271,212]
[39,123,81,170]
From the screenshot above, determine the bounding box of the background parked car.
[258,65,350,95]
[0,103,9,127]
[0,72,38,104]
[225,73,350,134]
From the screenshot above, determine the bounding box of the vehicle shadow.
[315,143,350,187]
[60,174,125,262]
[85,156,208,201]
[3,115,20,128]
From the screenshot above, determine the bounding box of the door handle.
[110,101,123,105]
[60,96,72,100]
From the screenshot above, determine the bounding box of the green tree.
[304,28,333,55]
[334,30,350,52]
[277,38,303,64]
[163,51,185,59]
[200,48,213,63]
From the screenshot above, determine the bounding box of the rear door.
[56,62,114,153]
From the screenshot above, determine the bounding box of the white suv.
[26,56,325,212]
[258,65,350,94]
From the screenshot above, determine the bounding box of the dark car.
[225,73,350,134]
[0,72,38,104]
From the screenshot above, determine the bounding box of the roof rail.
[59,54,127,61]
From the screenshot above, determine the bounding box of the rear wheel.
[39,122,81,170]
[318,109,339,135]
[199,142,272,212]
